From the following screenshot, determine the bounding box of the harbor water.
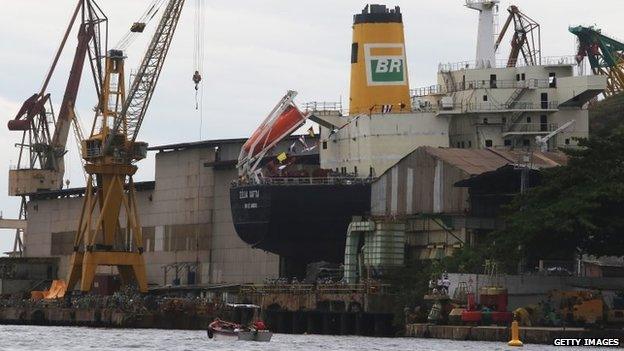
[0,325,610,351]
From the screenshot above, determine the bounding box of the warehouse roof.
[422,146,566,176]
[148,134,317,152]
[27,181,155,200]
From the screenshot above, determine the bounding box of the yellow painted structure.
[349,5,411,115]
[65,52,148,293]
[508,320,523,347]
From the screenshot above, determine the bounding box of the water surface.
[0,325,610,351]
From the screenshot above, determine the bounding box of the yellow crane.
[66,0,188,293]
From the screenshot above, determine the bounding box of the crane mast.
[117,0,186,144]
[570,25,624,97]
[6,0,106,256]
[66,0,186,293]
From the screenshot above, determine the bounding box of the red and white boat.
[207,318,241,339]
[207,304,273,342]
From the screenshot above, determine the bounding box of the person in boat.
[251,320,267,331]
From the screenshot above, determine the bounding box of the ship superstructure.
[230,2,607,277]
[313,1,605,178]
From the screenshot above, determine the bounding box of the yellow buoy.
[508,320,523,347]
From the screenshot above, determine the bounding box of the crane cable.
[114,0,167,51]
[193,0,204,112]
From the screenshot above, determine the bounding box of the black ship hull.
[230,180,371,264]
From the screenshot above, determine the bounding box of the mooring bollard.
[508,320,523,347]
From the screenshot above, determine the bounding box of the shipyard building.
[22,138,315,287]
[10,2,612,290]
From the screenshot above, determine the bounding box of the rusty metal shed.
[371,146,566,217]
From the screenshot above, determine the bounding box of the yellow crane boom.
[66,0,187,294]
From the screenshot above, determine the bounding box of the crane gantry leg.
[66,167,148,293]
[66,52,148,293]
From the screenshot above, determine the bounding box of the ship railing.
[438,55,578,72]
[411,85,442,97]
[504,122,559,134]
[301,101,345,115]
[240,284,315,294]
[239,283,392,295]
[464,100,559,112]
[233,176,371,187]
[411,79,550,97]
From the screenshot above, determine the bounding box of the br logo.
[364,43,407,86]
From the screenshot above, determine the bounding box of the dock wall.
[406,323,624,345]
[447,273,624,309]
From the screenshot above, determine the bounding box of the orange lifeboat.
[242,105,305,157]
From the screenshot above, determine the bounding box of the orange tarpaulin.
[31,280,67,300]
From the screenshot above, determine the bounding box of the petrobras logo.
[364,43,407,86]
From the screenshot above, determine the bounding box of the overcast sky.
[0,0,622,253]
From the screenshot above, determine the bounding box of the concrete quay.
[0,306,214,330]
[406,323,624,345]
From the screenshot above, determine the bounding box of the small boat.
[207,304,273,342]
[207,319,241,339]
[237,329,273,342]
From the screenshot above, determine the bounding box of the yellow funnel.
[349,4,411,115]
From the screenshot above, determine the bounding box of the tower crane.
[6,0,107,256]
[570,25,624,97]
[66,0,187,293]
[494,5,541,67]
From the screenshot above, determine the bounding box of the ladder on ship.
[505,86,528,109]
[441,70,457,94]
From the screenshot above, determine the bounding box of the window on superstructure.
[549,72,557,88]
[354,166,358,175]
[565,138,570,145]
[540,115,548,132]
[541,93,549,109]
[504,139,511,146]
[523,139,530,147]
[461,141,465,148]
[322,141,327,150]
[468,141,472,147]
[485,140,493,147]
[526,116,532,123]
[490,75,497,88]
[516,74,520,81]
[483,95,488,102]
[351,43,358,64]
[521,73,526,81]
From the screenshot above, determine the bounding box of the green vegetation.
[495,127,624,263]
[589,94,624,136]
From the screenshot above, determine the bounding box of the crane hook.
[193,70,202,91]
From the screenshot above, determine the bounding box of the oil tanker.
[230,1,598,277]
[230,4,419,277]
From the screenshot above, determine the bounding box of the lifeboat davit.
[242,105,305,157]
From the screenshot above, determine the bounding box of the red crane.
[6,0,107,256]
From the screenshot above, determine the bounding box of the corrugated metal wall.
[371,147,470,217]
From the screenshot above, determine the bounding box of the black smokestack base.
[354,4,402,24]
